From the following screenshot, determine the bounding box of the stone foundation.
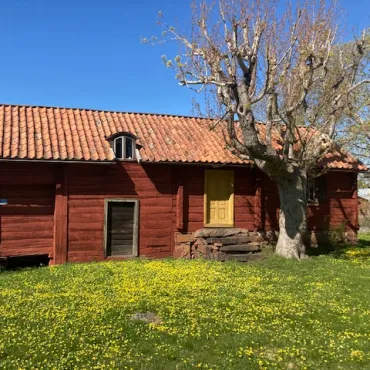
[174,228,268,261]
[173,228,358,260]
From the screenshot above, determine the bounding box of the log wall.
[0,163,56,258]
[0,161,359,263]
[262,171,358,234]
[66,163,174,262]
[174,166,258,232]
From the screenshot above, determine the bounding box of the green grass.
[1,238,370,369]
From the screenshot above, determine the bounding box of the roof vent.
[34,133,42,140]
[95,120,101,126]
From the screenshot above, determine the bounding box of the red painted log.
[53,168,68,265]
[176,182,184,230]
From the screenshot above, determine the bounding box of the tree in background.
[335,31,370,167]
[154,0,369,259]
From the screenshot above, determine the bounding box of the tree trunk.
[275,168,308,259]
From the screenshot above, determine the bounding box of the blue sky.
[0,0,368,116]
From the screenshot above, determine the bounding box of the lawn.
[1,239,370,369]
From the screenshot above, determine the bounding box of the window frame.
[307,176,327,205]
[104,198,139,258]
[125,136,134,159]
[113,135,135,161]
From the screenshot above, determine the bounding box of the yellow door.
[205,170,234,227]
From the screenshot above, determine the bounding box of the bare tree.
[334,31,370,162]
[155,0,370,259]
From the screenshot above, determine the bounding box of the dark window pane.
[125,137,133,159]
[317,176,327,202]
[307,178,317,203]
[307,176,327,204]
[114,137,123,159]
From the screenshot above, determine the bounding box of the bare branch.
[348,79,370,93]
[209,110,230,130]
[154,0,369,174]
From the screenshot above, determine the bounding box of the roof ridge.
[0,103,212,121]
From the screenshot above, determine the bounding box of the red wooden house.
[0,104,365,264]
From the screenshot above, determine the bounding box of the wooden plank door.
[205,170,234,227]
[105,200,139,257]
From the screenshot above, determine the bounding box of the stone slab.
[219,244,261,253]
[175,233,195,243]
[194,228,249,238]
[206,235,263,245]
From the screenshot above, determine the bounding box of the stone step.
[206,235,263,245]
[220,243,261,253]
[216,253,263,262]
[194,228,249,238]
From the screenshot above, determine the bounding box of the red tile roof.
[0,104,365,171]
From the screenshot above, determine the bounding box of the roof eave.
[0,158,116,165]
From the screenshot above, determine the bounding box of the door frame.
[103,199,139,257]
[204,169,234,227]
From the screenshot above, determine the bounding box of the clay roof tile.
[0,103,365,171]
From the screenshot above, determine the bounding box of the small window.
[114,137,123,159]
[112,135,135,160]
[307,176,327,204]
[125,137,133,159]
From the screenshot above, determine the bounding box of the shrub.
[327,221,348,250]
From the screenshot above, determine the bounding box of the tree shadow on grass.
[357,234,370,248]
[306,244,334,257]
[306,233,370,259]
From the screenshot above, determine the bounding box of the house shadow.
[307,197,367,257]
[1,255,50,270]
[356,236,370,248]
[68,163,138,197]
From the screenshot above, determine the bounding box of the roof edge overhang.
[0,158,115,165]
[0,157,366,172]
[323,167,368,173]
[140,160,253,168]
[0,157,252,167]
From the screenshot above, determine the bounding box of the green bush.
[327,221,348,250]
